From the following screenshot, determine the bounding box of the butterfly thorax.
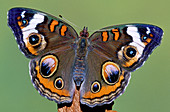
[77,26,89,57]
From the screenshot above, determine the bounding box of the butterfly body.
[73,28,89,87]
[8,7,163,108]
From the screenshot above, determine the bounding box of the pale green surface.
[0,0,169,112]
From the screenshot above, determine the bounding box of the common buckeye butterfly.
[7,7,163,108]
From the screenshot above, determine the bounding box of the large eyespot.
[123,45,138,59]
[28,33,42,46]
[54,77,64,90]
[102,61,120,85]
[40,54,59,78]
[91,81,101,93]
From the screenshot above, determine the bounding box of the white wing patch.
[22,13,45,43]
[126,26,145,57]
[146,27,151,34]
[21,11,26,18]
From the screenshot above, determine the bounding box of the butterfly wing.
[80,24,163,107]
[8,8,78,104]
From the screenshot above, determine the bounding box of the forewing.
[8,7,78,58]
[89,24,163,71]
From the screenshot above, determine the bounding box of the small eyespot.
[21,19,28,26]
[123,46,138,59]
[102,61,120,85]
[91,81,101,93]
[141,35,148,42]
[18,18,28,26]
[141,34,152,45]
[40,55,59,78]
[54,77,64,90]
[17,16,28,28]
[28,33,42,46]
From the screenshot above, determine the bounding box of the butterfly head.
[80,27,89,38]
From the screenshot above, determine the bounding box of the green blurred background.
[0,0,169,112]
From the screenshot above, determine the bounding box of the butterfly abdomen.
[73,56,87,87]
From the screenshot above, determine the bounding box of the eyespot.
[141,34,152,45]
[28,33,42,46]
[143,36,147,40]
[40,55,59,78]
[102,61,120,85]
[24,33,47,56]
[17,16,28,27]
[54,77,64,90]
[141,35,148,41]
[126,47,136,58]
[21,19,28,26]
[91,81,101,93]
[123,45,138,59]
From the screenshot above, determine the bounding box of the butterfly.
[7,7,163,108]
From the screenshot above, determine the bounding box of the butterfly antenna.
[59,15,82,30]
